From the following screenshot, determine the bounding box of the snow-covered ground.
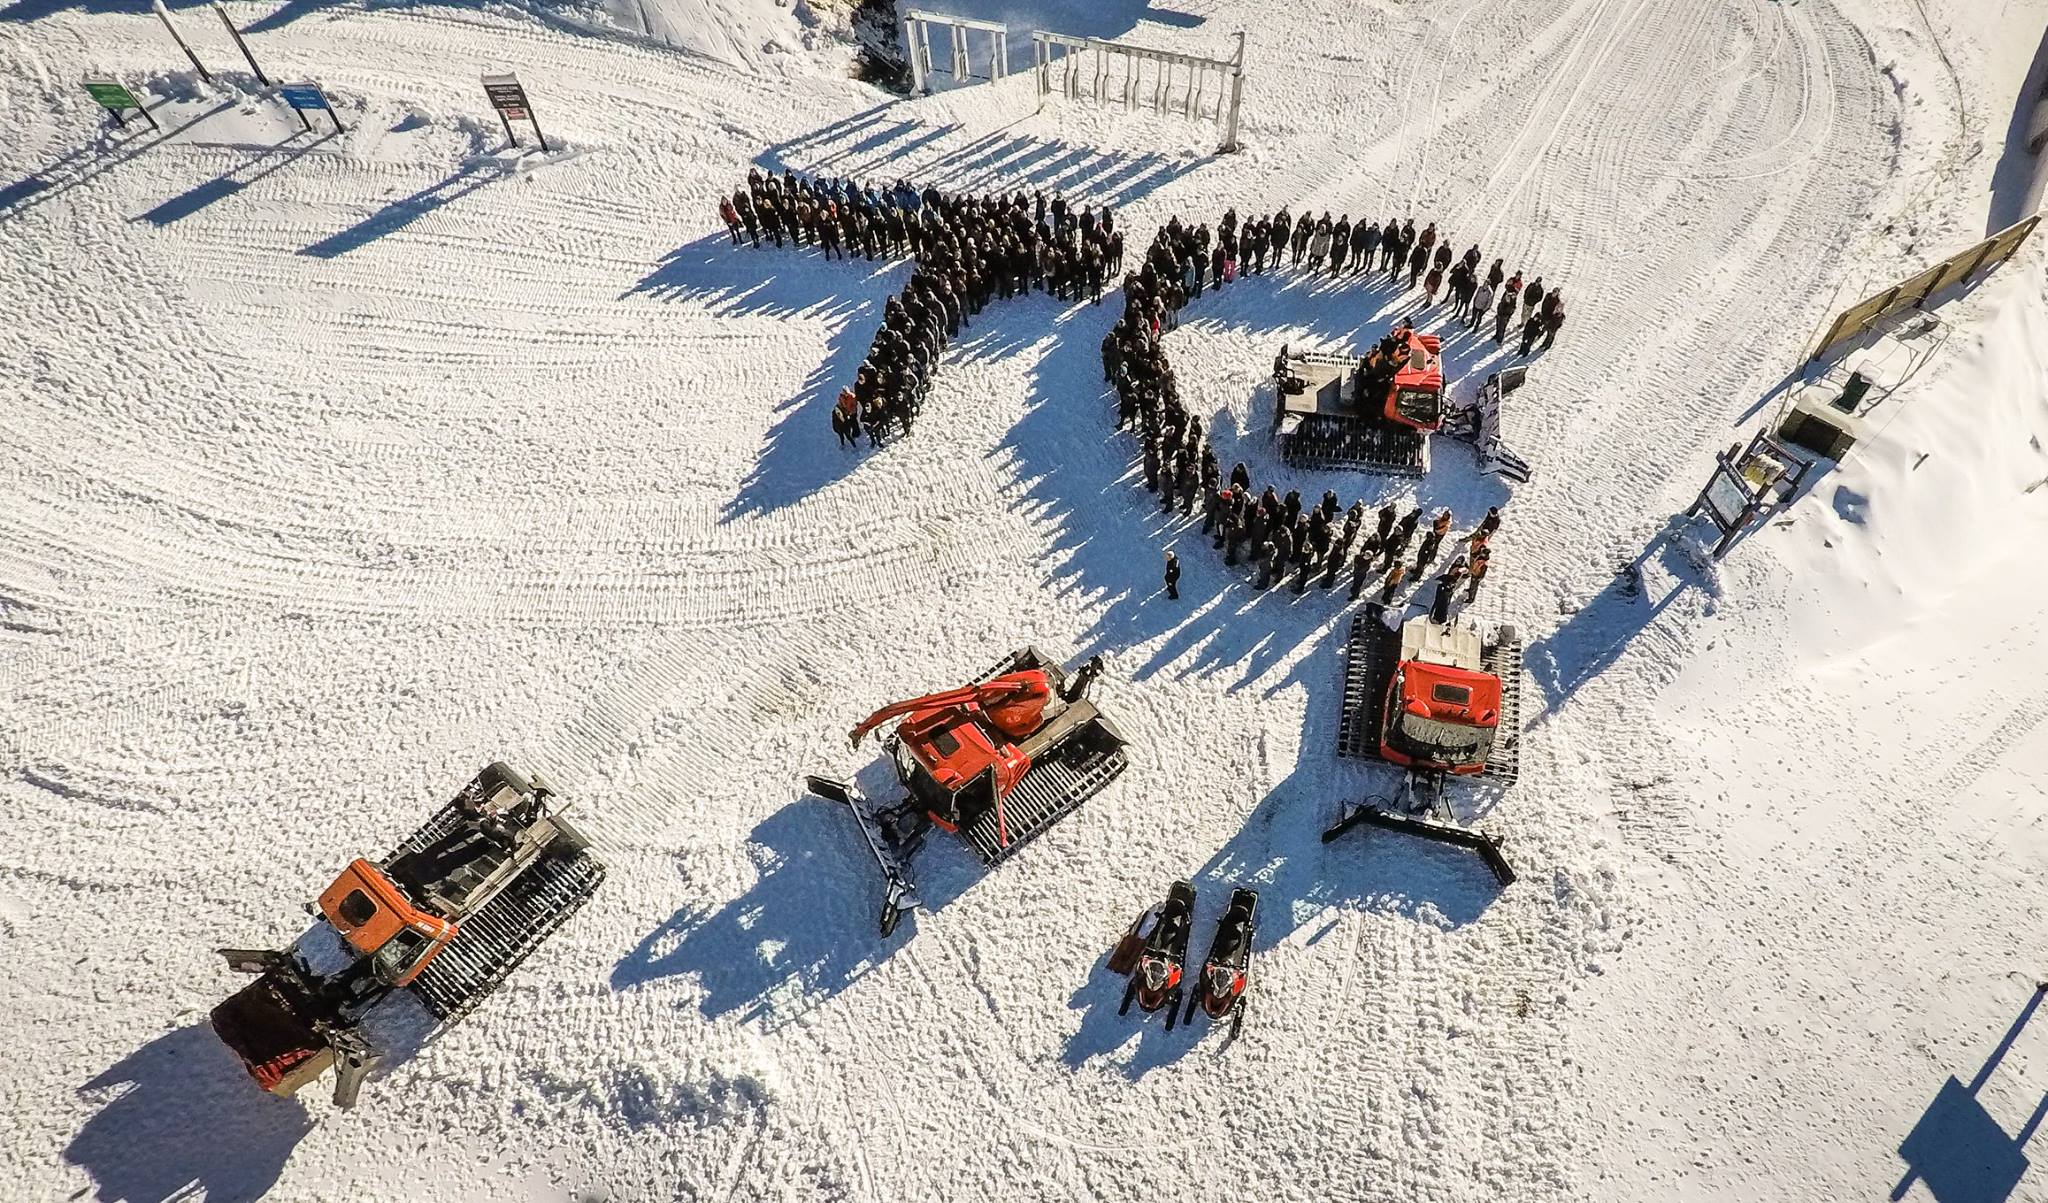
[2,0,2046,1200]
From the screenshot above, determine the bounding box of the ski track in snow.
[2,0,2043,1200]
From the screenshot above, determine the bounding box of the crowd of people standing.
[1192,206,1568,353]
[718,166,1546,616]
[1105,212,1506,612]
[719,169,1123,448]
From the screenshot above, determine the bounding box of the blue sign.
[279,84,325,111]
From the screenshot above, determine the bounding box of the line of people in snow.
[1114,202,1568,355]
[719,169,1125,448]
[1109,217,1503,610]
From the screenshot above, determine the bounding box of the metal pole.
[323,99,346,134]
[154,1,212,84]
[526,104,549,153]
[293,103,312,134]
[136,100,162,132]
[214,2,269,86]
[497,105,518,147]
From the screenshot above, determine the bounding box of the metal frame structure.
[1809,214,2037,361]
[1031,29,1246,152]
[904,9,1009,95]
[1687,430,1815,557]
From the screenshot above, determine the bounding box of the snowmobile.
[1115,880,1196,1030]
[1182,887,1258,1038]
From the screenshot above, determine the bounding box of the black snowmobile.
[1115,880,1196,1030]
[1183,888,1258,1037]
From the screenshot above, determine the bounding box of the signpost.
[1687,430,1815,557]
[482,72,547,151]
[213,0,270,87]
[82,77,160,133]
[279,83,345,135]
[152,0,212,83]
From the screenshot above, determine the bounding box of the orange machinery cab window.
[900,709,1027,796]
[318,859,457,987]
[1384,332,1445,431]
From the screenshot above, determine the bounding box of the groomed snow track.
[4,0,1995,1198]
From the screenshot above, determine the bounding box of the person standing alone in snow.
[1163,551,1181,601]
[1468,279,1495,333]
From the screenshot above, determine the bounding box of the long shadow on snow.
[0,102,236,225]
[63,1023,315,1203]
[1525,447,1833,716]
[627,232,911,518]
[612,763,979,1028]
[693,126,1206,520]
[1986,22,2048,235]
[0,0,205,21]
[299,160,514,259]
[134,130,334,227]
[1893,983,2048,1203]
[1060,606,1504,1077]
[761,123,1203,214]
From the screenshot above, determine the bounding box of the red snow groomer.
[209,763,605,1108]
[806,648,1129,936]
[1327,603,1523,885]
[1272,322,1446,474]
[1376,326,1446,433]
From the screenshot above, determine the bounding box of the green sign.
[83,79,140,111]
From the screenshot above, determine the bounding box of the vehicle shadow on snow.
[63,1022,315,1203]
[626,231,911,518]
[610,761,978,1029]
[1061,620,1505,1078]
